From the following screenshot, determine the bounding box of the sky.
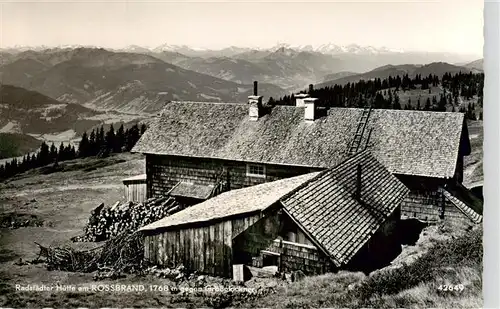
[1,0,484,57]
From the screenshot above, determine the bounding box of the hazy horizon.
[2,0,484,58]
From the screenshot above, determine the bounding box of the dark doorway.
[399,218,428,246]
[262,252,280,267]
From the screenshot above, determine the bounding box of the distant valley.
[0,84,148,161]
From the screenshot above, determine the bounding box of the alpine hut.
[132,82,482,224]
[139,151,410,277]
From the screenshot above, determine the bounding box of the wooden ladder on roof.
[347,105,373,156]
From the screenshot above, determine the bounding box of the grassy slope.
[0,133,41,159]
[464,120,483,187]
[251,225,482,309]
[380,85,481,113]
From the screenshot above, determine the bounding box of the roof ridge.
[325,106,464,115]
[168,101,245,106]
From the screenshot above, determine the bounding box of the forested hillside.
[0,123,146,180]
[272,72,484,120]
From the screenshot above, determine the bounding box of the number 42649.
[438,284,464,292]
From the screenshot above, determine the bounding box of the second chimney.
[295,93,310,107]
[304,97,318,122]
[356,164,362,201]
[248,81,263,121]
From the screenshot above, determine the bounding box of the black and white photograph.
[0,0,486,307]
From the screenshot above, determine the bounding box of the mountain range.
[463,59,483,71]
[119,42,450,57]
[2,44,480,91]
[0,43,483,164]
[135,44,480,90]
[1,45,483,107]
[0,47,484,167]
[3,43,403,57]
[0,48,286,113]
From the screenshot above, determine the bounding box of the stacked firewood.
[73,196,184,242]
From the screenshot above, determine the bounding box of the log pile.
[73,196,184,242]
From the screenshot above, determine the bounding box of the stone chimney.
[356,164,362,201]
[248,81,263,121]
[295,93,310,107]
[304,97,318,122]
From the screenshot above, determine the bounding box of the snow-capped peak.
[152,43,208,53]
[314,43,405,55]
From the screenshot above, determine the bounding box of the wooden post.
[233,264,244,282]
[356,164,362,201]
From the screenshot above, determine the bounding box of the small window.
[246,164,266,178]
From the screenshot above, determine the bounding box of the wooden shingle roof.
[169,182,214,200]
[132,102,467,178]
[138,171,320,232]
[122,174,147,183]
[280,151,410,267]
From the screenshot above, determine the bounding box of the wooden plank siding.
[124,181,147,203]
[145,154,319,199]
[400,188,476,224]
[143,213,263,278]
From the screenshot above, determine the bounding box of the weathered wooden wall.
[455,155,464,184]
[401,190,443,222]
[399,186,475,224]
[143,212,264,278]
[146,154,319,199]
[253,240,334,275]
[234,210,333,275]
[232,212,283,265]
[124,181,147,203]
[396,175,448,222]
[279,214,314,246]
